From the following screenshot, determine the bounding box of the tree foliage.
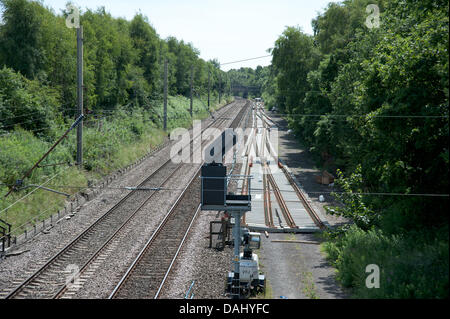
[267,0,448,233]
[266,0,449,298]
[0,0,228,122]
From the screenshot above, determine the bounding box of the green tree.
[0,0,45,78]
[130,14,160,95]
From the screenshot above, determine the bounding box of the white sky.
[38,0,337,70]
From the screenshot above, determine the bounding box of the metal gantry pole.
[231,210,242,299]
[233,211,241,274]
[230,78,232,97]
[163,59,168,131]
[76,26,83,167]
[219,73,222,104]
[190,65,194,117]
[207,70,210,108]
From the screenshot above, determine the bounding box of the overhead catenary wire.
[2,57,445,195]
[0,119,55,130]
[4,115,84,198]
[192,87,216,118]
[0,109,117,130]
[1,113,120,136]
[0,110,48,121]
[0,103,98,123]
[0,125,60,137]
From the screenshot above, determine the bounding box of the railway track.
[262,163,275,228]
[109,168,202,299]
[257,105,325,230]
[241,102,256,226]
[279,163,326,230]
[109,101,250,299]
[259,123,274,228]
[266,171,297,228]
[4,100,245,299]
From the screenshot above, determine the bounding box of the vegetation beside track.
[230,0,448,298]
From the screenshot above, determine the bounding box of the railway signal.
[200,129,265,299]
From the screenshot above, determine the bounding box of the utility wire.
[0,126,56,137]
[0,110,47,121]
[273,113,449,119]
[41,185,183,191]
[0,119,53,130]
[249,187,449,197]
[220,55,272,66]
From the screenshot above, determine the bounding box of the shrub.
[323,225,449,298]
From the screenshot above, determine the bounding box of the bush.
[323,225,449,298]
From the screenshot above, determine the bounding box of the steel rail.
[259,112,275,228]
[241,157,250,226]
[279,164,326,230]
[240,105,253,226]
[261,113,296,228]
[57,104,238,298]
[267,172,297,228]
[262,164,274,228]
[154,203,201,299]
[6,158,182,299]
